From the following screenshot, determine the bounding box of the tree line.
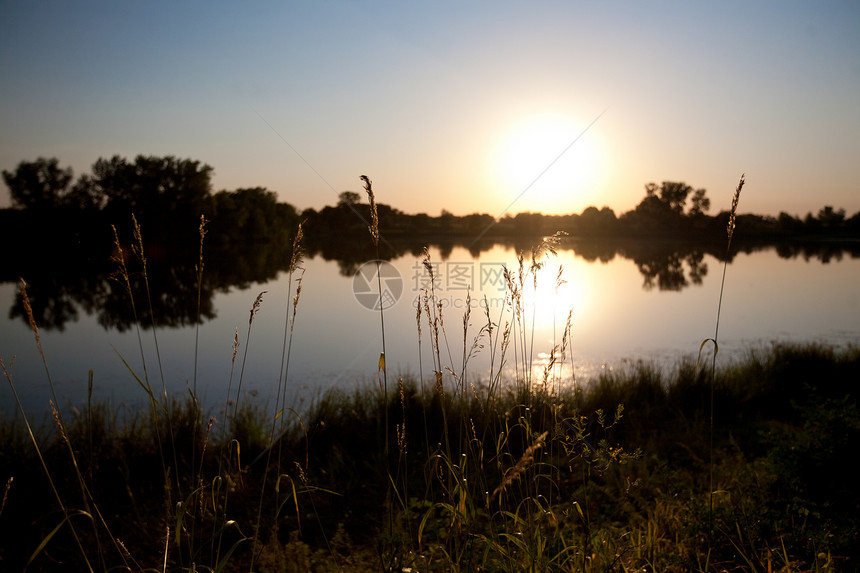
[303,182,860,242]
[3,156,859,245]
[1,156,298,246]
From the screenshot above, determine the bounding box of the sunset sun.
[490,114,605,214]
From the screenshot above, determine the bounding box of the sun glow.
[489,114,605,215]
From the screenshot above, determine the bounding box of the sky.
[1,1,859,218]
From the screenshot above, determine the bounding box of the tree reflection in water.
[631,249,708,291]
[5,234,858,332]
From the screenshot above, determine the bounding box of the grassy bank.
[1,343,858,571]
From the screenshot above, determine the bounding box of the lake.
[1,238,858,417]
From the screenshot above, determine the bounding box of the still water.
[2,241,858,416]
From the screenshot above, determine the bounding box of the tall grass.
[699,173,745,545]
[360,175,396,543]
[2,173,855,571]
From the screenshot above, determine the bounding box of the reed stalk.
[700,173,746,545]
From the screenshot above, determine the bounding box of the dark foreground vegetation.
[1,343,858,571]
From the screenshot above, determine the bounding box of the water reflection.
[772,241,857,263]
[630,248,707,291]
[5,235,859,331]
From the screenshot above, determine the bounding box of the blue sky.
[2,1,858,217]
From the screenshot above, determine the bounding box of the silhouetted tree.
[803,212,822,234]
[643,181,697,213]
[65,174,104,211]
[622,194,675,234]
[817,206,845,230]
[688,188,710,216]
[659,182,692,214]
[623,182,714,235]
[410,212,432,233]
[439,209,455,232]
[463,213,495,232]
[2,157,74,210]
[338,191,361,206]
[643,182,657,196]
[209,187,298,244]
[777,212,804,235]
[514,212,543,234]
[89,154,214,230]
[732,213,778,238]
[577,206,617,235]
[847,211,860,235]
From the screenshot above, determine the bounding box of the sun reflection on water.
[417,241,602,394]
